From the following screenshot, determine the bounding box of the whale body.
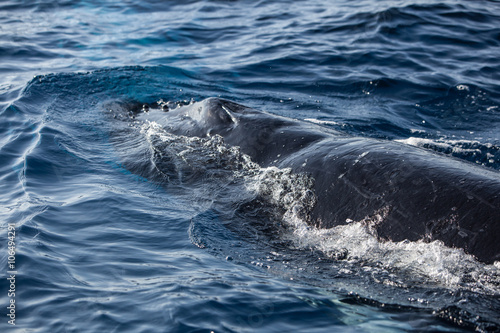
[134,97,500,264]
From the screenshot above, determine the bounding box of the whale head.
[136,98,257,138]
[133,97,329,165]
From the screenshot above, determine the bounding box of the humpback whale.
[134,97,500,264]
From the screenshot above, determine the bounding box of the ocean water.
[1,0,500,332]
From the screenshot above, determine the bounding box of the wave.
[7,67,499,330]
[396,137,500,169]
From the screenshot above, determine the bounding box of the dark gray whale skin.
[138,97,500,264]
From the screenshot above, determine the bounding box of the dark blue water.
[1,0,500,332]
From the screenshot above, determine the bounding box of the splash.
[138,119,317,221]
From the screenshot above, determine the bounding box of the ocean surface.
[1,0,500,332]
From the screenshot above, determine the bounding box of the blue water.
[1,0,500,332]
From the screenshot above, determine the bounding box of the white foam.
[278,204,500,294]
[396,137,485,155]
[304,118,340,126]
[396,136,499,168]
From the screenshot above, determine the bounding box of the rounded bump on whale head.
[134,98,253,139]
[194,98,237,137]
[156,97,243,138]
[180,97,261,137]
[199,98,238,126]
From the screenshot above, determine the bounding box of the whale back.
[133,97,500,263]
